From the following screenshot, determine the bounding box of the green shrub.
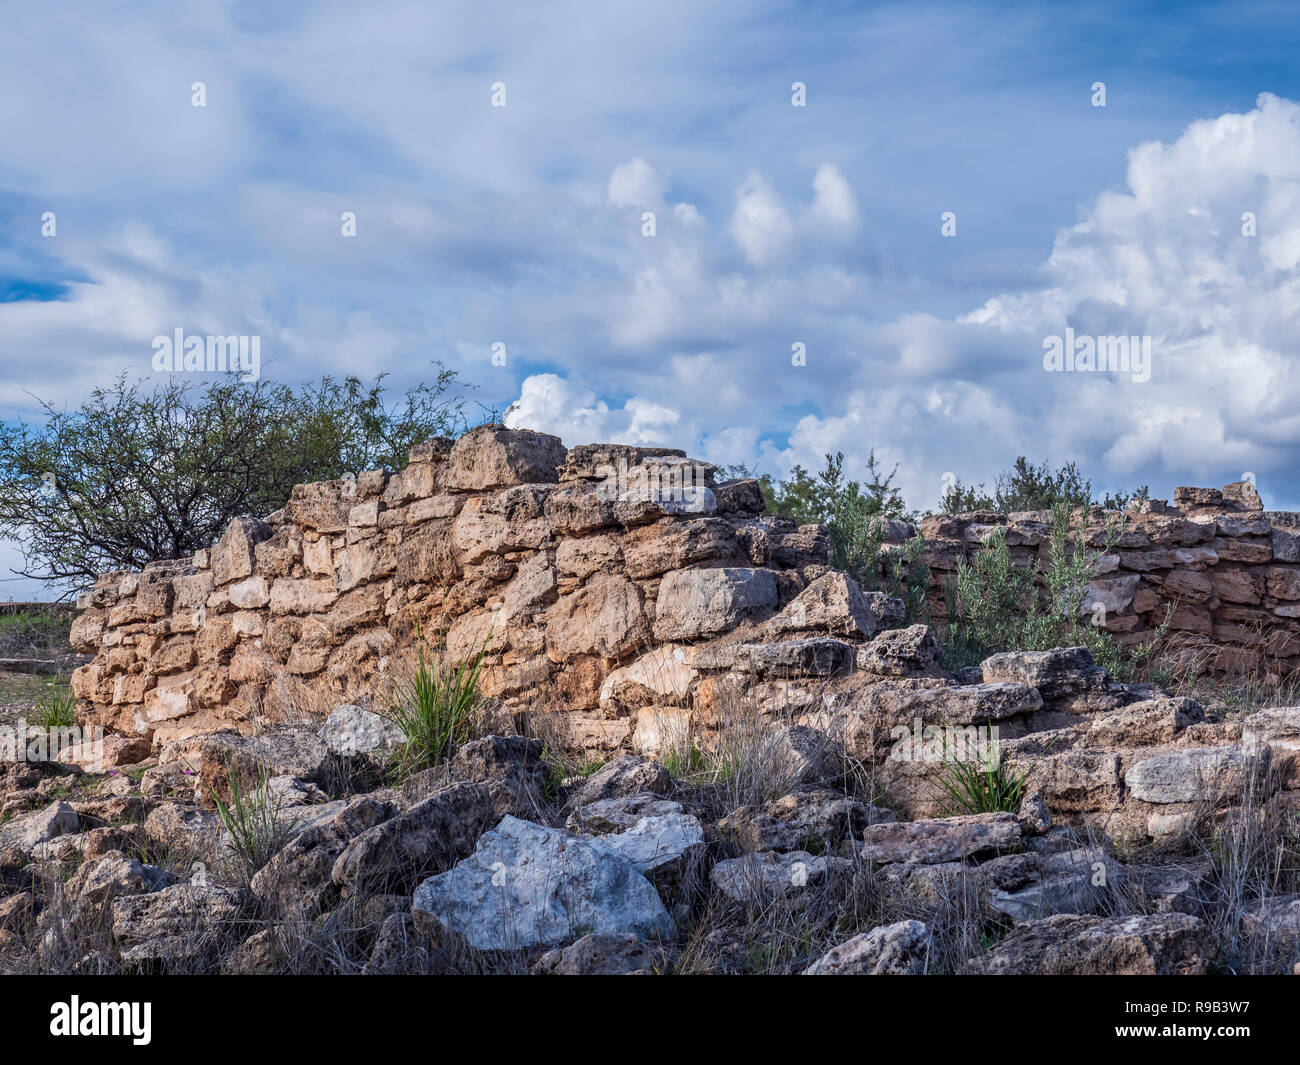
[942,502,1160,677]
[942,527,1035,668]
[383,635,487,780]
[940,455,1149,515]
[740,451,931,623]
[935,746,1027,815]
[879,534,932,624]
[0,367,470,586]
[33,676,75,730]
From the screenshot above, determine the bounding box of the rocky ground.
[2,639,1299,975]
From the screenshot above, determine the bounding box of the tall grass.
[383,634,487,780]
[934,747,1027,815]
[211,763,293,884]
[32,676,75,730]
[1149,625,1300,718]
[0,607,74,658]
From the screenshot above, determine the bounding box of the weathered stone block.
[211,515,272,584]
[547,574,651,659]
[442,426,566,490]
[652,567,778,641]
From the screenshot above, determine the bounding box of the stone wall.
[69,426,906,756]
[914,480,1300,680]
[69,425,1300,764]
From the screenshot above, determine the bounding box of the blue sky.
[2,0,1300,597]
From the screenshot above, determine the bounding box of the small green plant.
[383,631,487,780]
[567,756,609,778]
[940,455,1148,515]
[878,534,932,624]
[731,450,930,620]
[935,746,1028,815]
[941,503,1159,678]
[944,527,1034,667]
[33,676,75,730]
[661,741,709,780]
[538,748,606,801]
[211,763,291,882]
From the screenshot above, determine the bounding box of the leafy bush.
[940,531,1034,668]
[749,450,910,529]
[727,451,929,622]
[0,367,471,589]
[941,455,1149,515]
[877,534,931,625]
[383,636,487,780]
[942,503,1159,677]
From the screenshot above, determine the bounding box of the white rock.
[802,920,933,975]
[227,576,270,609]
[0,801,78,854]
[710,850,851,903]
[601,812,704,880]
[1125,746,1258,804]
[412,816,675,951]
[319,704,404,756]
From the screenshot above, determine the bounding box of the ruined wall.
[69,426,895,755]
[915,480,1300,679]
[70,425,1300,764]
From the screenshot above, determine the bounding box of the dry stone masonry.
[916,479,1300,680]
[69,429,1300,779]
[70,426,880,756]
[60,424,1300,859]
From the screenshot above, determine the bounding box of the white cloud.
[806,163,859,232]
[729,164,863,267]
[504,374,613,443]
[505,373,693,448]
[730,172,794,266]
[9,4,1300,603]
[761,93,1300,508]
[673,202,704,228]
[608,158,669,208]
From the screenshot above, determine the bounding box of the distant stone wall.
[70,426,893,754]
[916,480,1300,679]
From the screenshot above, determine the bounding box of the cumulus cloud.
[608,158,669,208]
[504,374,613,443]
[521,94,1300,514]
[505,374,681,446]
[971,95,1300,476]
[729,165,861,266]
[806,163,859,232]
[730,171,795,266]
